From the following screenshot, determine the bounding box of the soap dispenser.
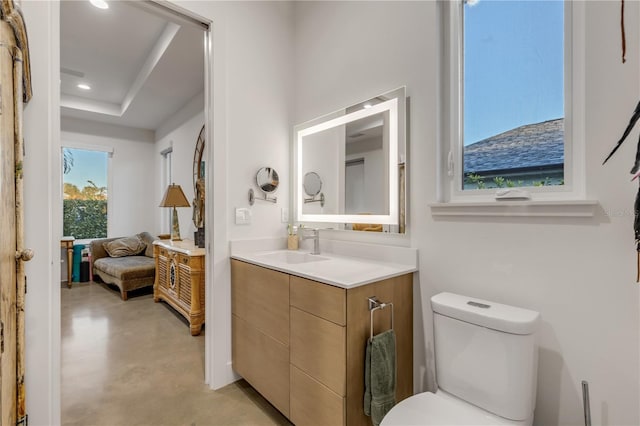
[287,224,299,250]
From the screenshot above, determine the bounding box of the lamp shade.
[159,184,190,208]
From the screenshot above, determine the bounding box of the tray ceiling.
[60,0,204,131]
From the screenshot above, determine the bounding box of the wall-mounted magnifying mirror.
[303,172,325,208]
[303,172,322,196]
[257,167,279,193]
[249,167,279,205]
[293,87,406,232]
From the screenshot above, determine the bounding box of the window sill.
[430,200,599,218]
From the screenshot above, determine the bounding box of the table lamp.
[160,183,190,241]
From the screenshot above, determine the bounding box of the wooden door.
[0,19,18,425]
[0,1,32,424]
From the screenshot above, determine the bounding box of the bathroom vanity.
[231,245,416,426]
[231,86,414,424]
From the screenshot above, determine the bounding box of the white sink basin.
[255,250,330,265]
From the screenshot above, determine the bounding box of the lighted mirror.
[294,87,406,230]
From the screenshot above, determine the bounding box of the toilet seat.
[380,391,527,426]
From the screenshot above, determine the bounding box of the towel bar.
[368,296,394,339]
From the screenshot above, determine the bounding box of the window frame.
[441,0,585,204]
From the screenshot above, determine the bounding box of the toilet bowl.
[381,292,540,426]
[381,390,529,426]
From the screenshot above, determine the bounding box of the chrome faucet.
[300,228,320,255]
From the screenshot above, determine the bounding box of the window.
[62,147,110,239]
[161,147,173,234]
[443,0,585,201]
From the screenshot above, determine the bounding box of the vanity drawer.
[290,275,346,325]
[290,307,346,396]
[177,253,191,266]
[231,260,290,346]
[233,315,290,417]
[290,365,344,426]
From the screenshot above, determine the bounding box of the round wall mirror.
[193,125,205,193]
[303,172,322,197]
[256,167,279,194]
[192,125,205,231]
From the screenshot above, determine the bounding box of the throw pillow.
[137,232,158,258]
[103,236,146,258]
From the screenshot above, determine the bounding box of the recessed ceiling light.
[363,103,372,109]
[90,0,109,10]
[77,83,91,90]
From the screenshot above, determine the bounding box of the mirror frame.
[294,94,401,225]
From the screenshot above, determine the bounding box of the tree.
[82,180,107,200]
[63,148,74,175]
[63,182,81,199]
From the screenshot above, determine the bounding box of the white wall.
[170,0,295,390]
[294,2,639,426]
[21,2,60,424]
[209,1,293,242]
[154,92,205,239]
[61,117,156,237]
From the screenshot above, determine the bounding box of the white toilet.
[382,292,540,426]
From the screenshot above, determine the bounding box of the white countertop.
[153,239,206,257]
[230,239,417,289]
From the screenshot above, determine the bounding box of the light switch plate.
[281,207,289,223]
[235,208,251,225]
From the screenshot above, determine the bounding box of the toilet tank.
[431,292,540,422]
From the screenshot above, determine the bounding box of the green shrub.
[465,173,486,189]
[63,199,107,239]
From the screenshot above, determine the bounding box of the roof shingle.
[464,118,564,174]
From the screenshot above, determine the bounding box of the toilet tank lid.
[431,292,540,335]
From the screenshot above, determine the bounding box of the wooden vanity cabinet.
[231,259,413,426]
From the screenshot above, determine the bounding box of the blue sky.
[63,148,108,188]
[464,0,564,145]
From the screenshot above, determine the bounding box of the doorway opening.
[58,1,212,423]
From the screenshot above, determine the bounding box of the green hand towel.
[364,329,396,426]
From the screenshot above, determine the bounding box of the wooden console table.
[61,236,74,288]
[153,239,205,335]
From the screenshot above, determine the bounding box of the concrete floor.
[61,282,291,426]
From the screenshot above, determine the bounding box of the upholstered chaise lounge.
[91,232,157,301]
